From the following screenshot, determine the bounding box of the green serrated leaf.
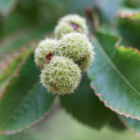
[117,10,140,49]
[117,8,140,20]
[0,25,54,74]
[60,73,113,130]
[87,32,140,120]
[0,52,25,94]
[0,52,55,134]
[130,13,140,20]
[120,115,140,137]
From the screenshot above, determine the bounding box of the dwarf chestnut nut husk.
[34,38,58,69]
[58,32,95,71]
[40,56,81,95]
[55,14,88,39]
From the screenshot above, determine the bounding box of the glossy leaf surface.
[0,52,55,134]
[60,73,113,129]
[87,32,140,119]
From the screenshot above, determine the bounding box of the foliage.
[1,0,140,139]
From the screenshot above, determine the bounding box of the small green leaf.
[87,32,140,119]
[60,73,113,129]
[120,115,140,137]
[0,52,55,134]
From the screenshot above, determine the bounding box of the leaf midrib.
[3,80,40,129]
[91,35,140,96]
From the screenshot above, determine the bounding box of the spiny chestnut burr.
[58,32,95,71]
[34,38,58,69]
[55,14,88,39]
[40,56,81,95]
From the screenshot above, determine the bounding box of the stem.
[86,6,95,34]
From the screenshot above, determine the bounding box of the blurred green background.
[0,99,139,140]
[1,0,140,39]
[1,0,140,139]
